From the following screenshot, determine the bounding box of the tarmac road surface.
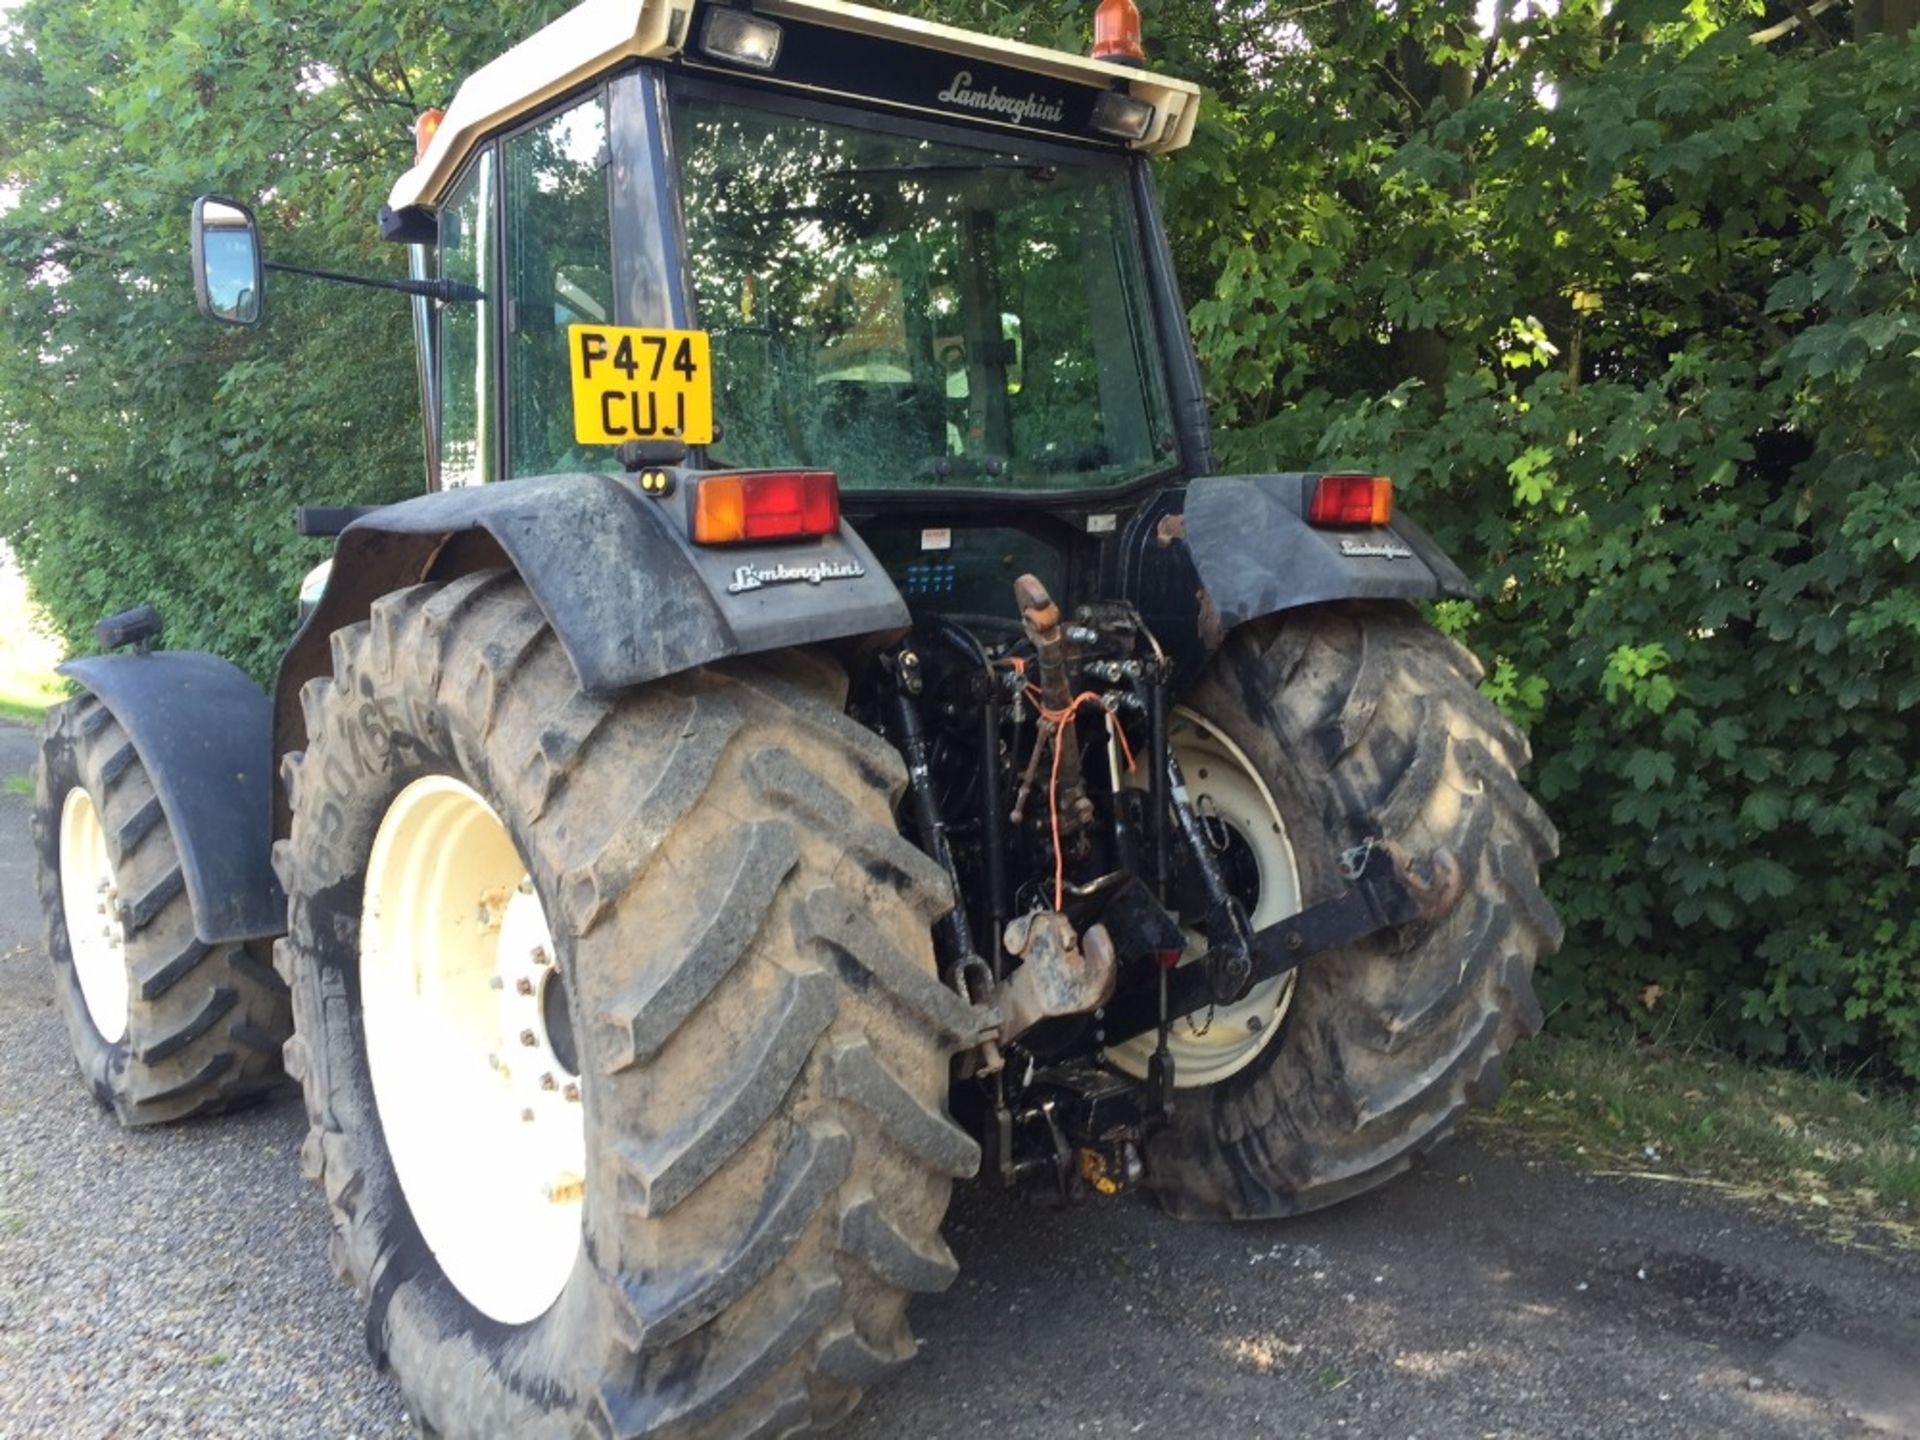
[1,718,1916,1439]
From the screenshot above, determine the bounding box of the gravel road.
[2,716,1916,1439]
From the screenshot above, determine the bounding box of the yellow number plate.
[568,325,713,446]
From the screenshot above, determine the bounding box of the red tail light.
[1092,0,1146,64]
[691,470,840,545]
[1308,474,1393,528]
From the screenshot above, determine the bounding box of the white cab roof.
[388,0,1202,212]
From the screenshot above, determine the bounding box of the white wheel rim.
[1107,711,1301,1088]
[360,775,583,1325]
[59,786,130,1044]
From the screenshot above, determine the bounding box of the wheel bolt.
[1247,1014,1265,1033]
[539,1073,556,1091]
[531,945,550,967]
[516,977,534,996]
[563,1083,581,1103]
[520,1029,538,1047]
[489,975,504,990]
[520,1108,535,1123]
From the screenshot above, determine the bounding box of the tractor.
[30,0,1561,1433]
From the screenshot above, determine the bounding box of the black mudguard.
[276,471,910,777]
[1120,473,1474,683]
[59,652,286,944]
[1186,472,1472,619]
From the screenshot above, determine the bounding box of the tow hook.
[998,911,1118,1043]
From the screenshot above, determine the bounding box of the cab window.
[670,93,1172,492]
[504,93,616,477]
[437,149,496,489]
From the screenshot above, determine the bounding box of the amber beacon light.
[413,109,445,162]
[1092,0,1146,64]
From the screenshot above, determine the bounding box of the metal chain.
[1339,835,1377,881]
[1196,793,1231,853]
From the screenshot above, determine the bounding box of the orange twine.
[1029,689,1136,910]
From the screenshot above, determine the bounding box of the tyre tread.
[30,697,291,1127]
[275,574,961,1437]
[1152,602,1560,1220]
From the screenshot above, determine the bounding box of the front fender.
[275,472,909,790]
[60,652,285,944]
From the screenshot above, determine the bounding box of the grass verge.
[0,696,50,728]
[1472,1032,1920,1251]
[0,546,65,726]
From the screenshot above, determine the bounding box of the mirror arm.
[261,260,484,303]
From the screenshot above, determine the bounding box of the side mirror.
[191,195,264,326]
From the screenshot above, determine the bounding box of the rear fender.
[275,472,909,816]
[59,653,285,944]
[1185,473,1473,621]
[1121,474,1473,683]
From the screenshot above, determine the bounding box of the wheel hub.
[1107,712,1301,1088]
[58,787,129,1043]
[360,775,584,1324]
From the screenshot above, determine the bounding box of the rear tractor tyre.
[30,696,292,1124]
[1137,601,1562,1219]
[276,570,976,1438]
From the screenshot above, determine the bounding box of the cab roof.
[387,0,1202,213]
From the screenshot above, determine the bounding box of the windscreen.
[670,92,1175,492]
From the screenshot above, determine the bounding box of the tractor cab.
[379,0,1199,489]
[354,0,1200,621]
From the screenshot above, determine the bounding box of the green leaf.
[1730,858,1797,903]
[1624,748,1677,791]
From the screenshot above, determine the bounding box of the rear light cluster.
[690,470,840,545]
[1307,473,1393,528]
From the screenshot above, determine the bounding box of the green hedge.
[2,0,1915,1076]
[1151,4,1920,1077]
[0,0,574,681]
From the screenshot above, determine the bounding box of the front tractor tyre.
[30,697,292,1124]
[276,570,977,1438]
[1140,602,1562,1219]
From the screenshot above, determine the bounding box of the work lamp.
[1090,91,1155,141]
[699,8,783,71]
